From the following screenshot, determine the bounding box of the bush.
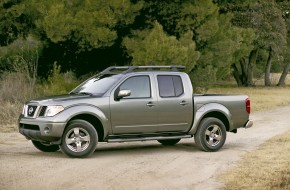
[0,72,35,103]
[189,65,217,93]
[42,63,79,96]
[0,71,38,127]
[0,61,80,129]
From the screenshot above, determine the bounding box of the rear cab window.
[157,75,184,98]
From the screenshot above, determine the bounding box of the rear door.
[110,74,158,134]
[155,74,193,132]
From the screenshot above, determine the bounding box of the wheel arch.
[189,103,232,134]
[201,112,230,131]
[66,114,105,142]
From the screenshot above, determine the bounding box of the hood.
[28,94,103,104]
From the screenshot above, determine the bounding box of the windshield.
[70,74,121,95]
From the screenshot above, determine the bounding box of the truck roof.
[100,66,185,75]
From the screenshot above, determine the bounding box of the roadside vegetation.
[220,130,290,190]
[208,86,290,112]
[211,77,290,189]
[0,63,79,131]
[209,75,290,189]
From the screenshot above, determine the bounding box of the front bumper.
[244,120,253,128]
[18,115,66,144]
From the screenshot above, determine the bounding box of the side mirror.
[117,90,131,100]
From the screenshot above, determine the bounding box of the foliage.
[0,35,42,72]
[218,0,288,73]
[0,0,143,76]
[277,0,290,61]
[0,0,32,46]
[43,63,79,96]
[29,0,143,51]
[0,0,290,87]
[140,0,255,82]
[189,65,217,92]
[123,21,200,72]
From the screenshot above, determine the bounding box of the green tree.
[0,0,34,46]
[33,0,143,51]
[277,0,290,86]
[0,0,144,76]
[123,21,200,72]
[218,0,288,86]
[139,0,255,86]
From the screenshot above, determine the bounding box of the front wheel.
[194,117,226,152]
[60,120,98,158]
[32,140,60,152]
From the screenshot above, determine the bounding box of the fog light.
[44,127,50,135]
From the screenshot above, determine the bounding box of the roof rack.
[100,66,185,75]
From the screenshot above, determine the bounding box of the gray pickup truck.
[19,66,253,158]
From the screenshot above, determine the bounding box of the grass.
[220,131,290,190]
[0,69,78,132]
[208,86,290,190]
[208,87,290,112]
[208,87,290,190]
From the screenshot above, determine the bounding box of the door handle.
[180,101,188,106]
[146,102,155,107]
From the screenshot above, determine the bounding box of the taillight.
[246,98,250,114]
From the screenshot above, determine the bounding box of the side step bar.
[107,135,192,143]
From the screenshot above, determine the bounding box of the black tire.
[32,140,60,152]
[157,139,181,146]
[60,120,98,158]
[194,117,226,152]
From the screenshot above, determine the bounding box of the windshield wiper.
[77,92,94,96]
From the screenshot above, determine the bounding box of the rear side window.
[157,75,184,98]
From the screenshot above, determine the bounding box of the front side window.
[119,76,151,98]
[157,75,184,98]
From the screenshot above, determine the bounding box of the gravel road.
[1,106,290,190]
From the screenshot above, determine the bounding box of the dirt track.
[1,106,290,190]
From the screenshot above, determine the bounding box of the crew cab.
[19,66,253,158]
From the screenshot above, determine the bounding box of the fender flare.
[64,104,110,137]
[189,103,232,135]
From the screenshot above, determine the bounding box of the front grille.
[27,105,38,117]
[39,106,47,117]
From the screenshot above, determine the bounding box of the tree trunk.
[277,61,290,87]
[232,64,242,86]
[247,49,258,86]
[265,46,273,86]
[240,57,248,85]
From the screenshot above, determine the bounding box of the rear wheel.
[157,139,181,146]
[60,120,98,158]
[32,140,60,152]
[194,117,226,152]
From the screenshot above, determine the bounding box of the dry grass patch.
[0,124,18,133]
[0,101,22,131]
[208,87,290,112]
[220,130,290,190]
[210,86,290,189]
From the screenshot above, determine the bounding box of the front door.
[110,75,158,134]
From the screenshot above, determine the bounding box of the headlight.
[22,105,27,115]
[45,106,64,117]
